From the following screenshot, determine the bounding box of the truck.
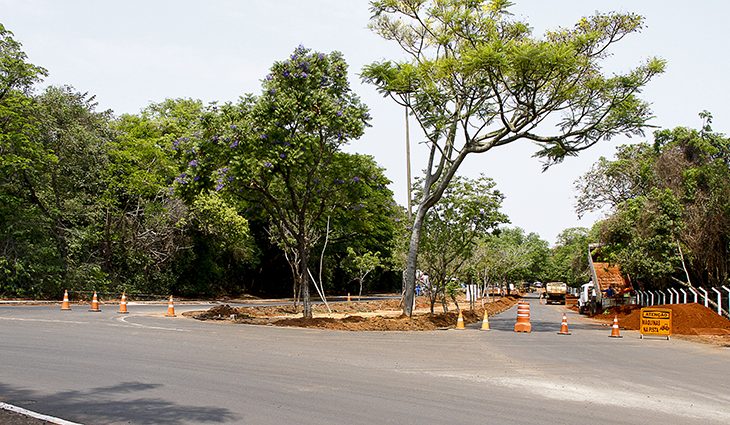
[544,282,567,305]
[578,244,635,314]
[578,282,598,315]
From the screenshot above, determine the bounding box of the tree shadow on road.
[0,381,239,424]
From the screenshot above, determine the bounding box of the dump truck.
[544,282,567,305]
[578,244,635,314]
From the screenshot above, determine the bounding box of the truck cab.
[578,282,598,315]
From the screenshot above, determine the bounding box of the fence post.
[679,288,687,304]
[650,291,655,306]
[670,288,680,304]
[710,287,722,316]
[661,290,667,305]
[699,287,709,308]
[668,289,674,304]
[723,286,730,318]
[689,287,698,303]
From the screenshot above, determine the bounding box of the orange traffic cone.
[60,290,71,311]
[165,295,176,317]
[118,293,128,314]
[88,291,101,312]
[514,301,532,333]
[557,313,571,335]
[609,315,622,338]
[456,310,465,329]
[480,309,490,331]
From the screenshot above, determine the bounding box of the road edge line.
[0,402,83,425]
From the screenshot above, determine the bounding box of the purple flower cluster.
[189,159,198,167]
[230,140,239,148]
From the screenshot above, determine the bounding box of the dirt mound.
[188,304,245,320]
[187,297,519,331]
[594,303,730,335]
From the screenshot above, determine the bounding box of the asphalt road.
[1,294,729,425]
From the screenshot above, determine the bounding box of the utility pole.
[405,96,412,222]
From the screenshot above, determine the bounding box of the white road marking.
[115,315,189,332]
[0,317,87,324]
[0,401,83,425]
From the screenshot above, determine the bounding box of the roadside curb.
[0,402,82,425]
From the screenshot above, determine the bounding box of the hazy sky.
[2,0,728,244]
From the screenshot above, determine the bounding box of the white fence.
[636,286,730,319]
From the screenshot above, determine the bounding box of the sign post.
[639,308,672,340]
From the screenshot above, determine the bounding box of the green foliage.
[578,117,730,289]
[363,0,663,315]
[545,227,592,286]
[0,26,405,301]
[418,175,508,311]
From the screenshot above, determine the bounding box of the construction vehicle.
[579,244,635,314]
[545,282,567,305]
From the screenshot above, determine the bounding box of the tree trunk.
[297,240,312,319]
[403,206,428,316]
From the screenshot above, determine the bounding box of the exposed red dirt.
[591,303,730,336]
[569,302,730,346]
[185,296,519,331]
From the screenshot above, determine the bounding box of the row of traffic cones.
[60,290,176,317]
[454,301,624,338]
[455,309,491,331]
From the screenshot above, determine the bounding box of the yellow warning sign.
[640,308,672,339]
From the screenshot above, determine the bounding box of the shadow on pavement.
[0,381,238,424]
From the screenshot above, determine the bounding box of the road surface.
[1,294,729,424]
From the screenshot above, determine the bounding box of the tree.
[473,227,549,291]
[362,0,665,315]
[0,24,48,296]
[345,247,383,301]
[1,85,113,296]
[578,117,730,289]
[546,227,592,286]
[417,175,507,313]
[177,46,371,317]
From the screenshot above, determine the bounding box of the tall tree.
[578,117,730,289]
[0,23,48,295]
[362,0,665,315]
[417,175,507,313]
[546,227,592,286]
[178,46,371,317]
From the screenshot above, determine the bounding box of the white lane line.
[115,315,189,332]
[0,317,87,324]
[0,402,83,425]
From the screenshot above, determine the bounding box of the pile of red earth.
[598,303,730,335]
[186,296,519,331]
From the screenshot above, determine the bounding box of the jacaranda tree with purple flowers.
[187,46,372,318]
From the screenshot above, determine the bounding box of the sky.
[2,0,728,245]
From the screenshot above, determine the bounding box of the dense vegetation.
[2,1,727,306]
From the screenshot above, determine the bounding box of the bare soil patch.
[184,296,519,331]
[588,303,730,346]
